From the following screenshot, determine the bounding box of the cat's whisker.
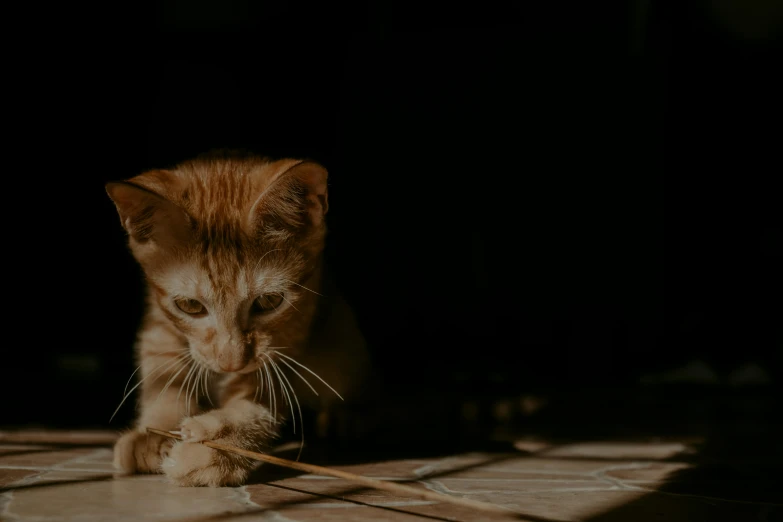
[274,356,318,396]
[188,366,202,416]
[179,363,193,417]
[155,354,191,405]
[113,355,185,420]
[177,361,198,415]
[253,249,283,274]
[194,366,200,403]
[111,354,186,422]
[202,367,213,406]
[159,353,188,395]
[268,355,305,461]
[191,364,205,415]
[265,354,294,432]
[175,360,194,404]
[277,292,300,313]
[190,366,201,413]
[280,278,323,297]
[191,365,201,415]
[123,350,188,398]
[255,368,264,402]
[266,365,274,408]
[123,365,143,398]
[274,351,344,401]
[262,360,278,423]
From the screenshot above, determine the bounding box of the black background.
[3,1,781,428]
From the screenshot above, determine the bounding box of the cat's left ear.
[249,160,329,229]
[105,178,192,246]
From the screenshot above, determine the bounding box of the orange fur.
[107,150,371,487]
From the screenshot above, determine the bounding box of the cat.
[107,150,372,486]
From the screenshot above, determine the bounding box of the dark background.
[3,1,781,429]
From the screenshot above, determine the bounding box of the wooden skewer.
[147,427,520,518]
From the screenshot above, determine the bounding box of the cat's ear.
[248,159,329,230]
[105,179,191,245]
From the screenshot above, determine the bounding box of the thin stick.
[147,428,519,517]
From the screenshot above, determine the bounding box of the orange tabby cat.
[107,150,371,486]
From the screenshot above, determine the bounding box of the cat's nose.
[217,344,252,372]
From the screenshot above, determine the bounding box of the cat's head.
[106,152,329,374]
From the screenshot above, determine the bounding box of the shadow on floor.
[245,385,783,522]
[217,444,572,522]
[583,435,783,522]
[0,443,113,459]
[0,474,115,493]
[542,386,783,522]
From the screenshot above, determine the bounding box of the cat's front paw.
[180,413,224,442]
[162,441,251,487]
[161,413,254,486]
[113,430,174,475]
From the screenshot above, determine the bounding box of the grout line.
[298,475,608,483]
[421,478,607,483]
[479,467,595,476]
[422,479,626,496]
[291,500,439,510]
[234,485,263,510]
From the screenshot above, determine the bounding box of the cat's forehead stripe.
[179,160,262,237]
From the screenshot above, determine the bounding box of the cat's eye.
[253,293,284,313]
[174,298,206,316]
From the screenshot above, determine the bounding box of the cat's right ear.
[105,181,191,246]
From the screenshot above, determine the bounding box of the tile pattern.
[1,430,780,522]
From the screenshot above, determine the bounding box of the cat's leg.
[162,377,276,487]
[114,332,197,475]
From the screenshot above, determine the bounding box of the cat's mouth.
[233,361,262,375]
[206,360,261,375]
[189,350,259,375]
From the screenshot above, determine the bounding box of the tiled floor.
[1,429,780,521]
